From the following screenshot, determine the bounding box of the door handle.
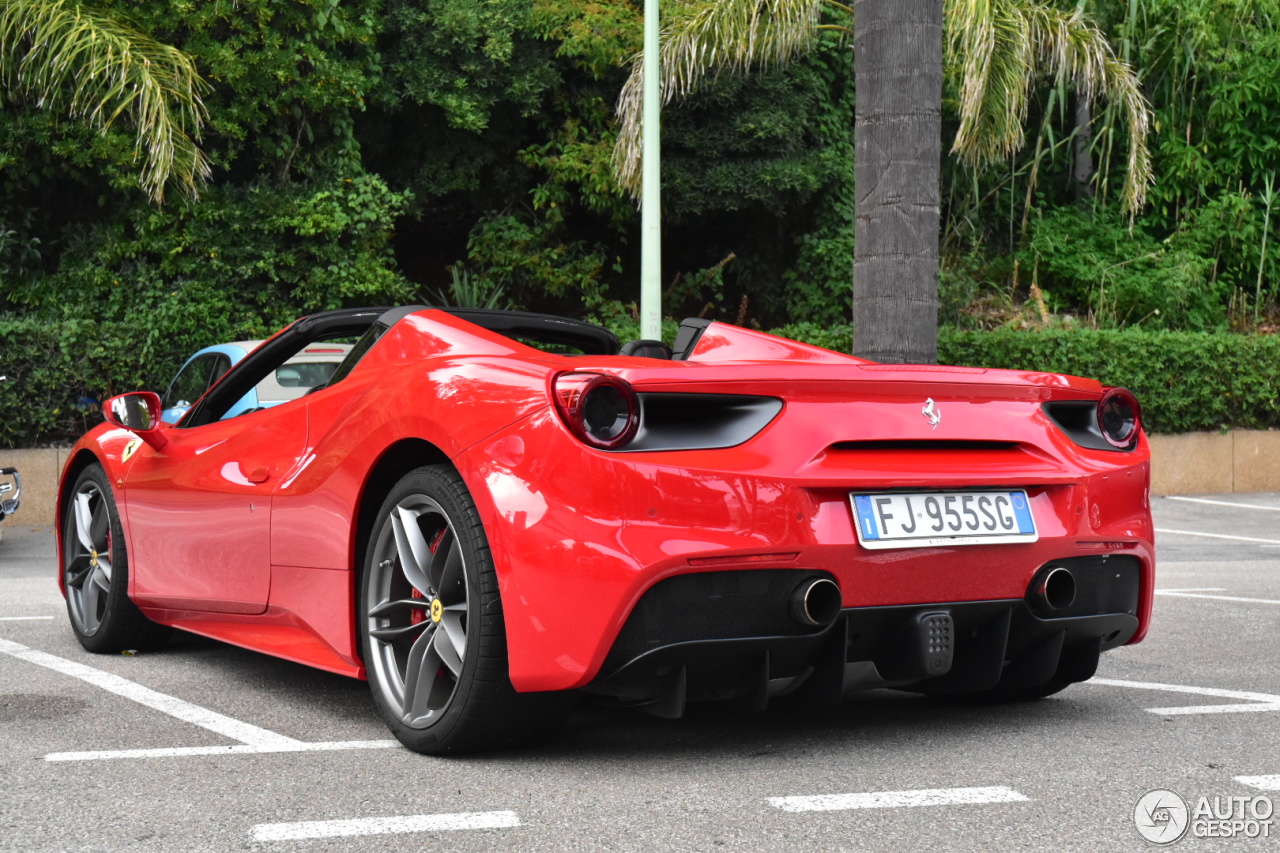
[247,466,270,483]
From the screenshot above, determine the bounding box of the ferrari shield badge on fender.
[922,398,941,429]
[121,437,143,463]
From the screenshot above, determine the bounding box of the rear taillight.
[552,372,639,450]
[1098,387,1141,449]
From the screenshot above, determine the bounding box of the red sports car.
[57,306,1153,754]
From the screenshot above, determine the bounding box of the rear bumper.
[460,411,1153,693]
[583,569,1139,714]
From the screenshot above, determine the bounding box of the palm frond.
[613,0,831,196]
[947,0,1151,215]
[0,0,210,203]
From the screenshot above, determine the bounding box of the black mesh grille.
[601,570,832,675]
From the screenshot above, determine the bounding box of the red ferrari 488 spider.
[58,306,1153,754]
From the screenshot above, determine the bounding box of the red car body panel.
[58,309,1154,697]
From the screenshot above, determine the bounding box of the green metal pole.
[640,0,662,341]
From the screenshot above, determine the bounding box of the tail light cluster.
[1098,387,1141,449]
[1042,388,1144,452]
[552,372,640,450]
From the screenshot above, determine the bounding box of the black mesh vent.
[1026,555,1141,617]
[601,570,832,675]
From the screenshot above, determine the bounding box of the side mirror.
[103,392,169,450]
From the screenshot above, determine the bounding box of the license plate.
[851,490,1038,549]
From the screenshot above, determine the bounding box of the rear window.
[275,362,340,388]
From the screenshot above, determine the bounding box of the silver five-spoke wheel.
[65,478,114,636]
[365,493,470,727]
[61,464,169,653]
[359,464,570,754]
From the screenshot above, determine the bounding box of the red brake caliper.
[409,587,426,626]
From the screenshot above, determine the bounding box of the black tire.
[62,464,171,653]
[358,464,569,755]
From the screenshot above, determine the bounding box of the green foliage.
[532,0,641,79]
[424,265,512,309]
[588,299,681,346]
[8,174,413,315]
[778,34,854,325]
[769,321,851,353]
[70,0,385,183]
[661,65,837,218]
[381,0,561,133]
[0,0,210,202]
[465,209,614,308]
[1023,206,1225,329]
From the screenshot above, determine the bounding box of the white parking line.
[251,811,521,841]
[767,786,1029,813]
[0,637,399,760]
[0,616,54,621]
[1236,776,1280,791]
[46,741,400,762]
[1091,678,1280,715]
[1154,528,1280,545]
[0,637,300,748]
[1156,591,1280,605]
[1166,496,1280,512]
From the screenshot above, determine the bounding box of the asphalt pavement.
[1,494,1277,852]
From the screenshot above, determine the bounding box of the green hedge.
[4,319,1279,447]
[775,323,1280,435]
[0,317,154,449]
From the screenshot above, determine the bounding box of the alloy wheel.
[365,494,471,728]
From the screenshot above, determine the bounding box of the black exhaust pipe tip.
[1038,566,1077,611]
[790,578,842,627]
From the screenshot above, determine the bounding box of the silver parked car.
[0,467,20,540]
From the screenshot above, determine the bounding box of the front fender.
[56,423,155,597]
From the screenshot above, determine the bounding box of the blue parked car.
[161,340,353,424]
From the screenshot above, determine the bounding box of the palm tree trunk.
[852,0,942,363]
[1073,96,1094,198]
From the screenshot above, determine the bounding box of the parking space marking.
[1154,527,1280,545]
[1155,591,1280,605]
[1091,678,1280,715]
[0,637,301,748]
[251,811,521,841]
[1166,496,1280,512]
[0,637,401,760]
[46,740,399,762]
[767,786,1029,813]
[1237,776,1280,791]
[0,616,54,621]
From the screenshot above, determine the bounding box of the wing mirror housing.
[103,392,170,451]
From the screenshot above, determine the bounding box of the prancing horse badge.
[922,398,941,429]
